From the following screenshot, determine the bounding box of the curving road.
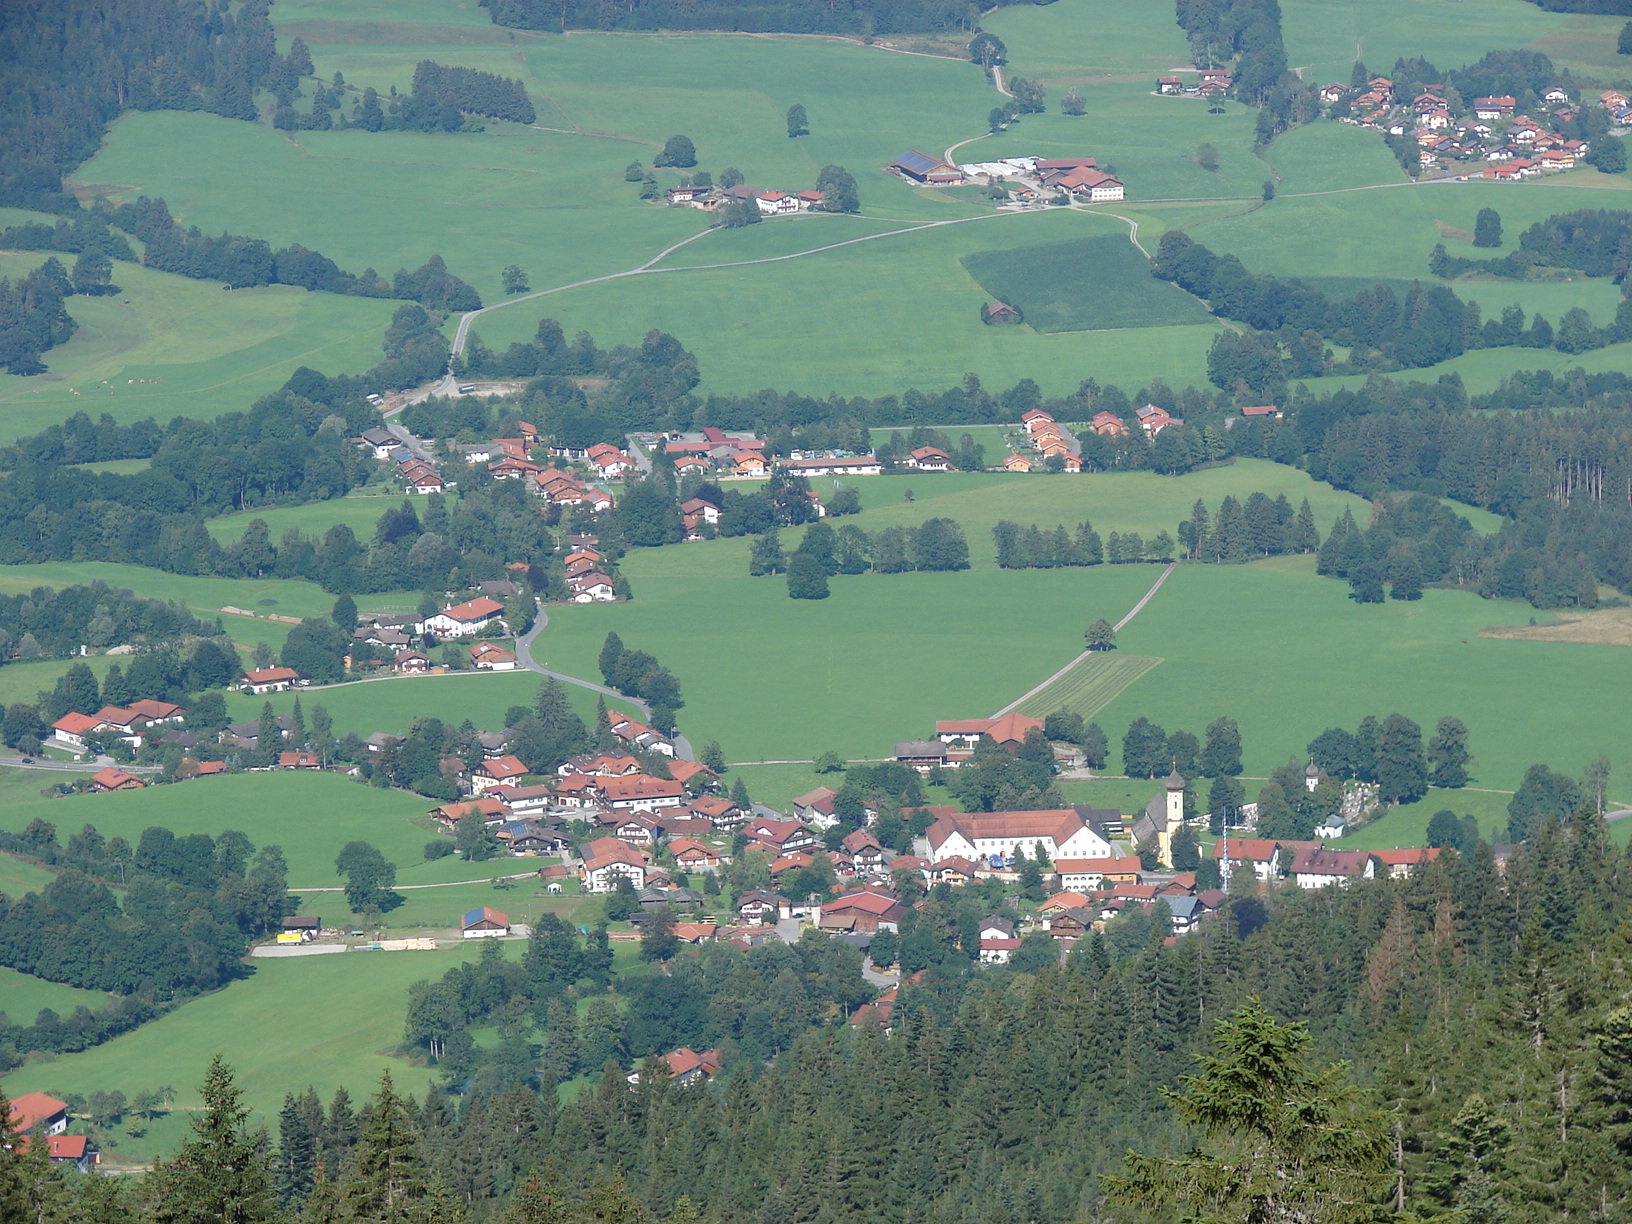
[515,607,695,761]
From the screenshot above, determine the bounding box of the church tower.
[1160,770,1184,867]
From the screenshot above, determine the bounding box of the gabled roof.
[52,711,100,735]
[437,596,504,622]
[462,906,510,928]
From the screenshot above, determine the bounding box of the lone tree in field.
[1061,88,1085,116]
[1197,143,1220,171]
[501,264,530,294]
[1473,207,1503,248]
[969,31,1006,69]
[1103,1001,1389,1221]
[1085,618,1116,651]
[654,135,697,167]
[816,165,859,213]
[988,107,1008,132]
[786,103,808,138]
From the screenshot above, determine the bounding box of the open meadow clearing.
[204,493,450,546]
[0,561,421,651]
[220,667,604,742]
[0,965,110,1026]
[0,852,62,902]
[0,942,523,1147]
[0,250,399,443]
[0,772,477,889]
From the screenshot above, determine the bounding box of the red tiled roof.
[438,596,504,622]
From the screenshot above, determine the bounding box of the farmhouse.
[392,649,431,673]
[926,809,1114,864]
[1288,845,1376,889]
[1053,167,1124,201]
[600,774,686,810]
[433,797,511,828]
[1158,76,1183,94]
[1054,855,1143,891]
[424,596,505,637]
[935,712,1043,748]
[50,711,100,749]
[890,150,963,184]
[241,666,302,694]
[896,740,950,769]
[904,446,952,471]
[793,786,840,827]
[472,755,529,792]
[462,906,511,938]
[9,1092,68,1138]
[821,887,907,932]
[89,767,145,792]
[1003,454,1032,472]
[1089,411,1129,437]
[1371,847,1440,878]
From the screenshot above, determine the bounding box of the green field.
[0,250,399,443]
[0,772,496,889]
[0,561,421,652]
[0,965,110,1026]
[961,235,1211,333]
[205,494,446,546]
[221,668,603,743]
[0,851,61,901]
[0,943,521,1151]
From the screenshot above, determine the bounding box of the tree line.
[748,517,971,597]
[0,818,288,997]
[479,0,1050,37]
[1155,229,1613,401]
[0,258,85,375]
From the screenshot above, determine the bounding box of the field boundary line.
[991,562,1174,717]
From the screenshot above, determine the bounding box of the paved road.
[515,607,696,761]
[0,753,158,774]
[288,871,539,893]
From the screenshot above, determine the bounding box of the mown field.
[961,234,1211,333]
[0,249,400,444]
[204,493,446,546]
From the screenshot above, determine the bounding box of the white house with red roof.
[424,596,505,637]
[240,666,302,694]
[927,809,1112,864]
[472,755,528,793]
[50,711,100,749]
[580,837,650,891]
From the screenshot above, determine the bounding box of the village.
[1319,75,1596,179]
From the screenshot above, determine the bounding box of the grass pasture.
[1010,652,1164,720]
[204,494,445,546]
[0,943,523,1149]
[0,250,399,444]
[0,852,61,901]
[0,772,467,889]
[0,965,110,1026]
[220,669,604,742]
[960,235,1211,333]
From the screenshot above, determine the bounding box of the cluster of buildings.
[897,151,1126,202]
[1155,69,1234,99]
[662,426,771,478]
[665,182,825,215]
[1002,409,1083,473]
[7,1093,96,1173]
[1323,77,1589,177]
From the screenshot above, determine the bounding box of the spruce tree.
[344,1073,427,1221]
[1426,716,1470,788]
[150,1055,277,1224]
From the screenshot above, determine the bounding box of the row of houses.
[667,182,825,214]
[50,699,186,750]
